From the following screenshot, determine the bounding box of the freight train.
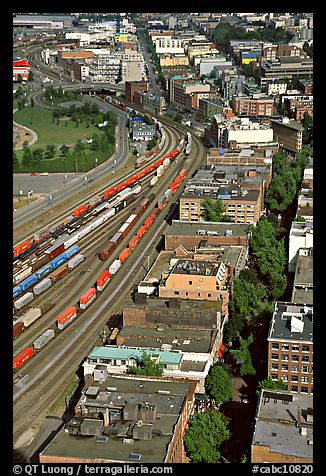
[13,170,187,371]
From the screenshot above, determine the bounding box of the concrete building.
[221,72,246,102]
[211,117,274,149]
[259,58,313,88]
[13,58,31,81]
[288,222,313,273]
[267,302,313,395]
[266,80,288,96]
[271,117,304,153]
[251,389,313,463]
[291,251,313,306]
[169,76,211,110]
[261,44,307,61]
[131,123,157,141]
[39,375,197,463]
[121,59,146,83]
[13,14,74,30]
[206,147,276,167]
[159,53,189,69]
[198,98,234,121]
[155,37,184,55]
[283,96,313,122]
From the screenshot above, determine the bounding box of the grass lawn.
[14,106,98,148]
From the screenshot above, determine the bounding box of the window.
[271,343,279,350]
[175,291,179,295]
[281,364,288,371]
[292,345,299,352]
[291,375,298,382]
[291,365,299,372]
[281,354,289,361]
[290,385,298,392]
[281,344,289,350]
[301,366,309,373]
[281,375,288,382]
[302,345,310,352]
[271,353,279,360]
[271,364,278,370]
[189,281,193,285]
[301,376,309,383]
[271,374,278,381]
[198,292,201,297]
[302,355,309,362]
[208,293,211,297]
[300,386,309,393]
[291,355,299,362]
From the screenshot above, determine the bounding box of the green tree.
[32,148,44,163]
[184,411,230,463]
[202,197,226,222]
[60,144,69,157]
[13,151,19,167]
[205,364,232,405]
[22,147,33,166]
[230,334,256,376]
[28,70,34,82]
[256,377,286,396]
[223,313,245,344]
[128,351,164,377]
[294,215,306,222]
[30,98,35,108]
[230,277,267,319]
[44,144,56,159]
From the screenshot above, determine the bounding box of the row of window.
[271,343,311,352]
[174,290,213,297]
[272,363,311,371]
[271,354,310,362]
[271,370,312,381]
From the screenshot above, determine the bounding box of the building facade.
[271,117,303,153]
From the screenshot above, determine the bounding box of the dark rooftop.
[268,302,313,343]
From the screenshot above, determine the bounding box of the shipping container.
[73,204,88,218]
[114,200,125,214]
[96,270,111,291]
[33,278,52,296]
[115,181,128,193]
[33,329,55,350]
[35,263,53,280]
[63,232,79,249]
[77,223,92,240]
[13,240,31,257]
[64,244,80,260]
[13,347,35,370]
[13,321,24,339]
[45,242,65,261]
[150,176,158,186]
[79,287,97,310]
[49,253,67,270]
[119,247,130,263]
[180,168,187,180]
[157,165,164,177]
[57,306,77,330]
[136,225,147,239]
[144,216,154,229]
[109,259,121,275]
[126,213,138,225]
[40,301,55,315]
[13,266,33,285]
[67,254,84,270]
[128,235,139,250]
[14,292,34,310]
[110,232,123,245]
[13,285,22,299]
[90,215,105,230]
[21,307,42,328]
[98,241,116,261]
[103,187,116,199]
[31,255,49,273]
[20,274,38,291]
[50,265,69,283]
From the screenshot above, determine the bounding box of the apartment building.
[125,80,149,103]
[155,37,184,54]
[259,58,313,88]
[198,98,234,121]
[210,117,274,149]
[232,95,274,116]
[271,117,303,153]
[261,44,307,61]
[267,302,313,395]
[283,96,313,121]
[169,75,211,110]
[159,53,189,69]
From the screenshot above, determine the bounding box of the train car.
[158,194,167,210]
[13,321,24,339]
[126,213,138,227]
[63,233,79,249]
[57,306,77,330]
[13,266,33,285]
[179,168,187,180]
[98,242,116,261]
[49,265,69,283]
[135,169,147,180]
[14,292,34,311]
[103,187,115,200]
[73,204,88,219]
[44,242,65,261]
[13,347,35,370]
[19,274,38,292]
[109,259,121,275]
[20,307,42,328]
[115,181,128,193]
[49,253,67,270]
[13,240,31,258]
[13,285,22,300]
[33,329,55,350]
[125,175,138,186]
[154,158,164,168]
[96,270,111,291]
[150,176,158,187]
[144,216,154,229]
[128,235,139,250]
[67,254,84,270]
[136,225,147,239]
[79,288,97,310]
[31,255,49,273]
[35,263,52,280]
[119,247,130,264]
[33,278,52,296]
[64,245,80,260]
[150,208,160,220]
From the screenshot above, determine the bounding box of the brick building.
[125,79,149,103]
[271,117,303,153]
[232,95,274,116]
[267,302,313,395]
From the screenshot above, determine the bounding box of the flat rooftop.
[293,255,313,286]
[166,220,251,238]
[268,302,313,343]
[124,295,223,313]
[118,326,216,354]
[252,390,313,459]
[181,189,260,203]
[40,376,194,463]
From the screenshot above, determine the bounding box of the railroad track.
[13,104,207,444]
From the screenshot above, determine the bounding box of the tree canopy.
[256,377,286,396]
[184,411,230,463]
[128,351,163,377]
[205,364,233,405]
[230,334,256,376]
[202,197,228,222]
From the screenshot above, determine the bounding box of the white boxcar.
[14,292,34,310]
[21,307,42,328]
[33,278,52,296]
[109,259,121,275]
[67,254,85,270]
[33,329,55,350]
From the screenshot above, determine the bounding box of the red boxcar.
[80,288,97,310]
[13,240,31,257]
[128,236,139,250]
[180,169,187,180]
[13,321,24,339]
[154,158,164,168]
[150,208,160,220]
[103,187,115,199]
[13,347,35,370]
[99,242,116,261]
[135,170,147,180]
[136,225,147,239]
[57,306,77,330]
[73,204,88,219]
[144,216,154,229]
[115,182,128,193]
[119,247,130,263]
[96,270,111,291]
[126,175,137,186]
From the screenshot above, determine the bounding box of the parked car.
[241,394,249,404]
[30,172,38,176]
